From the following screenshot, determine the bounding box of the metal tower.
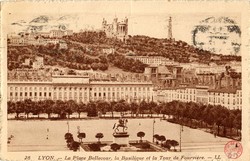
[168,16,173,39]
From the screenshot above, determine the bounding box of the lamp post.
[152,118,155,143]
[179,124,183,152]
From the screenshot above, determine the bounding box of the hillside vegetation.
[8,31,241,72]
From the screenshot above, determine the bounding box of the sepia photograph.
[1,1,249,160]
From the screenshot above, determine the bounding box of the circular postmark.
[192,16,241,56]
[224,140,243,159]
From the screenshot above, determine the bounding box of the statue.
[113,118,128,133]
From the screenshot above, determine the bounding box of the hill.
[7,31,241,72]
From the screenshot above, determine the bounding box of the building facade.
[8,75,154,104]
[126,56,175,66]
[208,88,242,110]
[154,85,242,110]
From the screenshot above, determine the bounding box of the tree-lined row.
[8,99,241,138]
[159,101,241,137]
[7,99,157,119]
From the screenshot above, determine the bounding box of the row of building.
[8,36,68,49]
[155,85,242,110]
[125,55,241,74]
[7,74,242,110]
[7,75,154,103]
[125,56,177,66]
[7,30,72,46]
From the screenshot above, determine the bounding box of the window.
[40,92,42,96]
[20,92,22,96]
[44,92,46,97]
[10,92,13,96]
[30,92,32,96]
[35,92,37,97]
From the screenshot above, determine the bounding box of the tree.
[114,101,127,117]
[86,101,98,117]
[91,63,99,70]
[233,112,241,136]
[7,101,16,116]
[23,99,34,119]
[110,101,117,118]
[137,131,145,142]
[162,102,173,119]
[154,103,163,116]
[170,140,179,151]
[77,102,86,119]
[65,100,78,119]
[15,101,25,119]
[33,100,44,118]
[148,101,157,117]
[130,102,138,117]
[110,143,121,152]
[163,139,172,150]
[71,141,80,152]
[98,63,109,71]
[64,133,73,140]
[139,100,148,117]
[95,133,104,143]
[44,100,54,119]
[53,100,66,118]
[153,134,160,144]
[96,100,110,117]
[158,135,166,145]
[77,133,86,143]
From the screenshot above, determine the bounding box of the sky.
[2,1,242,54]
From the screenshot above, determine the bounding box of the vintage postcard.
[0,1,249,161]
